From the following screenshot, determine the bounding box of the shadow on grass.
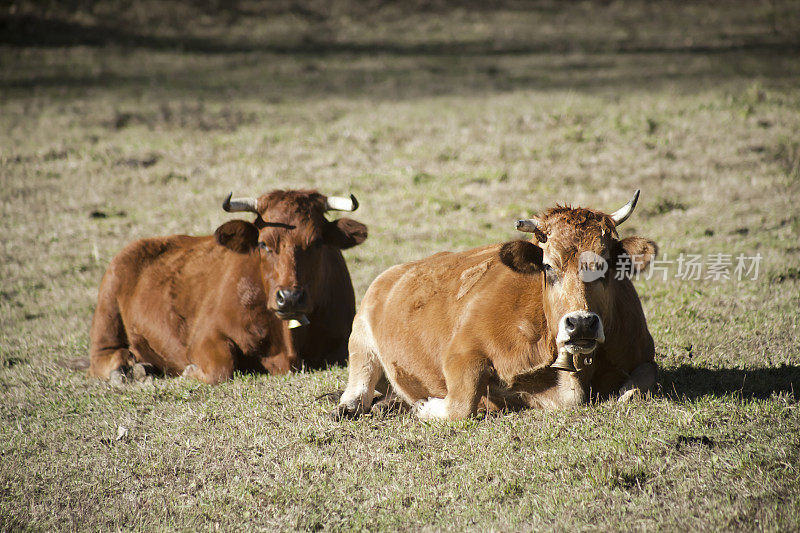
[3,4,800,100]
[660,364,800,401]
[2,14,800,57]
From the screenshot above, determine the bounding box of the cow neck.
[534,273,558,361]
[285,318,307,353]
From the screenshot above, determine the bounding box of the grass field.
[2,1,800,530]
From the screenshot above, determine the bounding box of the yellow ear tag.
[288,315,310,329]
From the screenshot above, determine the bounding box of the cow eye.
[258,242,271,253]
[543,263,560,282]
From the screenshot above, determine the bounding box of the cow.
[89,189,368,384]
[335,190,657,420]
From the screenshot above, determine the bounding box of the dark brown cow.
[89,189,367,384]
[336,191,656,420]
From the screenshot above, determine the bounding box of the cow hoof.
[618,388,640,404]
[330,403,363,421]
[371,398,407,418]
[108,369,128,387]
[181,364,200,380]
[414,397,449,420]
[132,363,148,382]
[329,406,348,421]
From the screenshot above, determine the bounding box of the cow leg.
[416,351,487,421]
[618,361,657,403]
[183,333,235,385]
[335,316,383,419]
[89,348,132,380]
[89,287,133,380]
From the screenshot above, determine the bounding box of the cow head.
[214,189,367,323]
[499,190,656,374]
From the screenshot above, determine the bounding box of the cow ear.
[215,220,259,254]
[324,218,368,249]
[499,240,544,274]
[616,236,658,273]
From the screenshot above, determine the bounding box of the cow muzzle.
[274,287,308,318]
[552,311,605,372]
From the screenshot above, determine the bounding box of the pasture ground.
[2,1,800,530]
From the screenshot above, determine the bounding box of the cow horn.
[516,219,539,233]
[222,192,259,213]
[610,189,640,226]
[326,194,358,212]
[516,218,547,243]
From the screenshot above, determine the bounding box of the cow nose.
[275,288,307,311]
[562,311,602,339]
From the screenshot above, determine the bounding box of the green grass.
[2,1,800,530]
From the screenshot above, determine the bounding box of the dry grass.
[1,1,800,531]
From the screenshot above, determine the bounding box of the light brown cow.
[89,189,367,384]
[336,191,656,420]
